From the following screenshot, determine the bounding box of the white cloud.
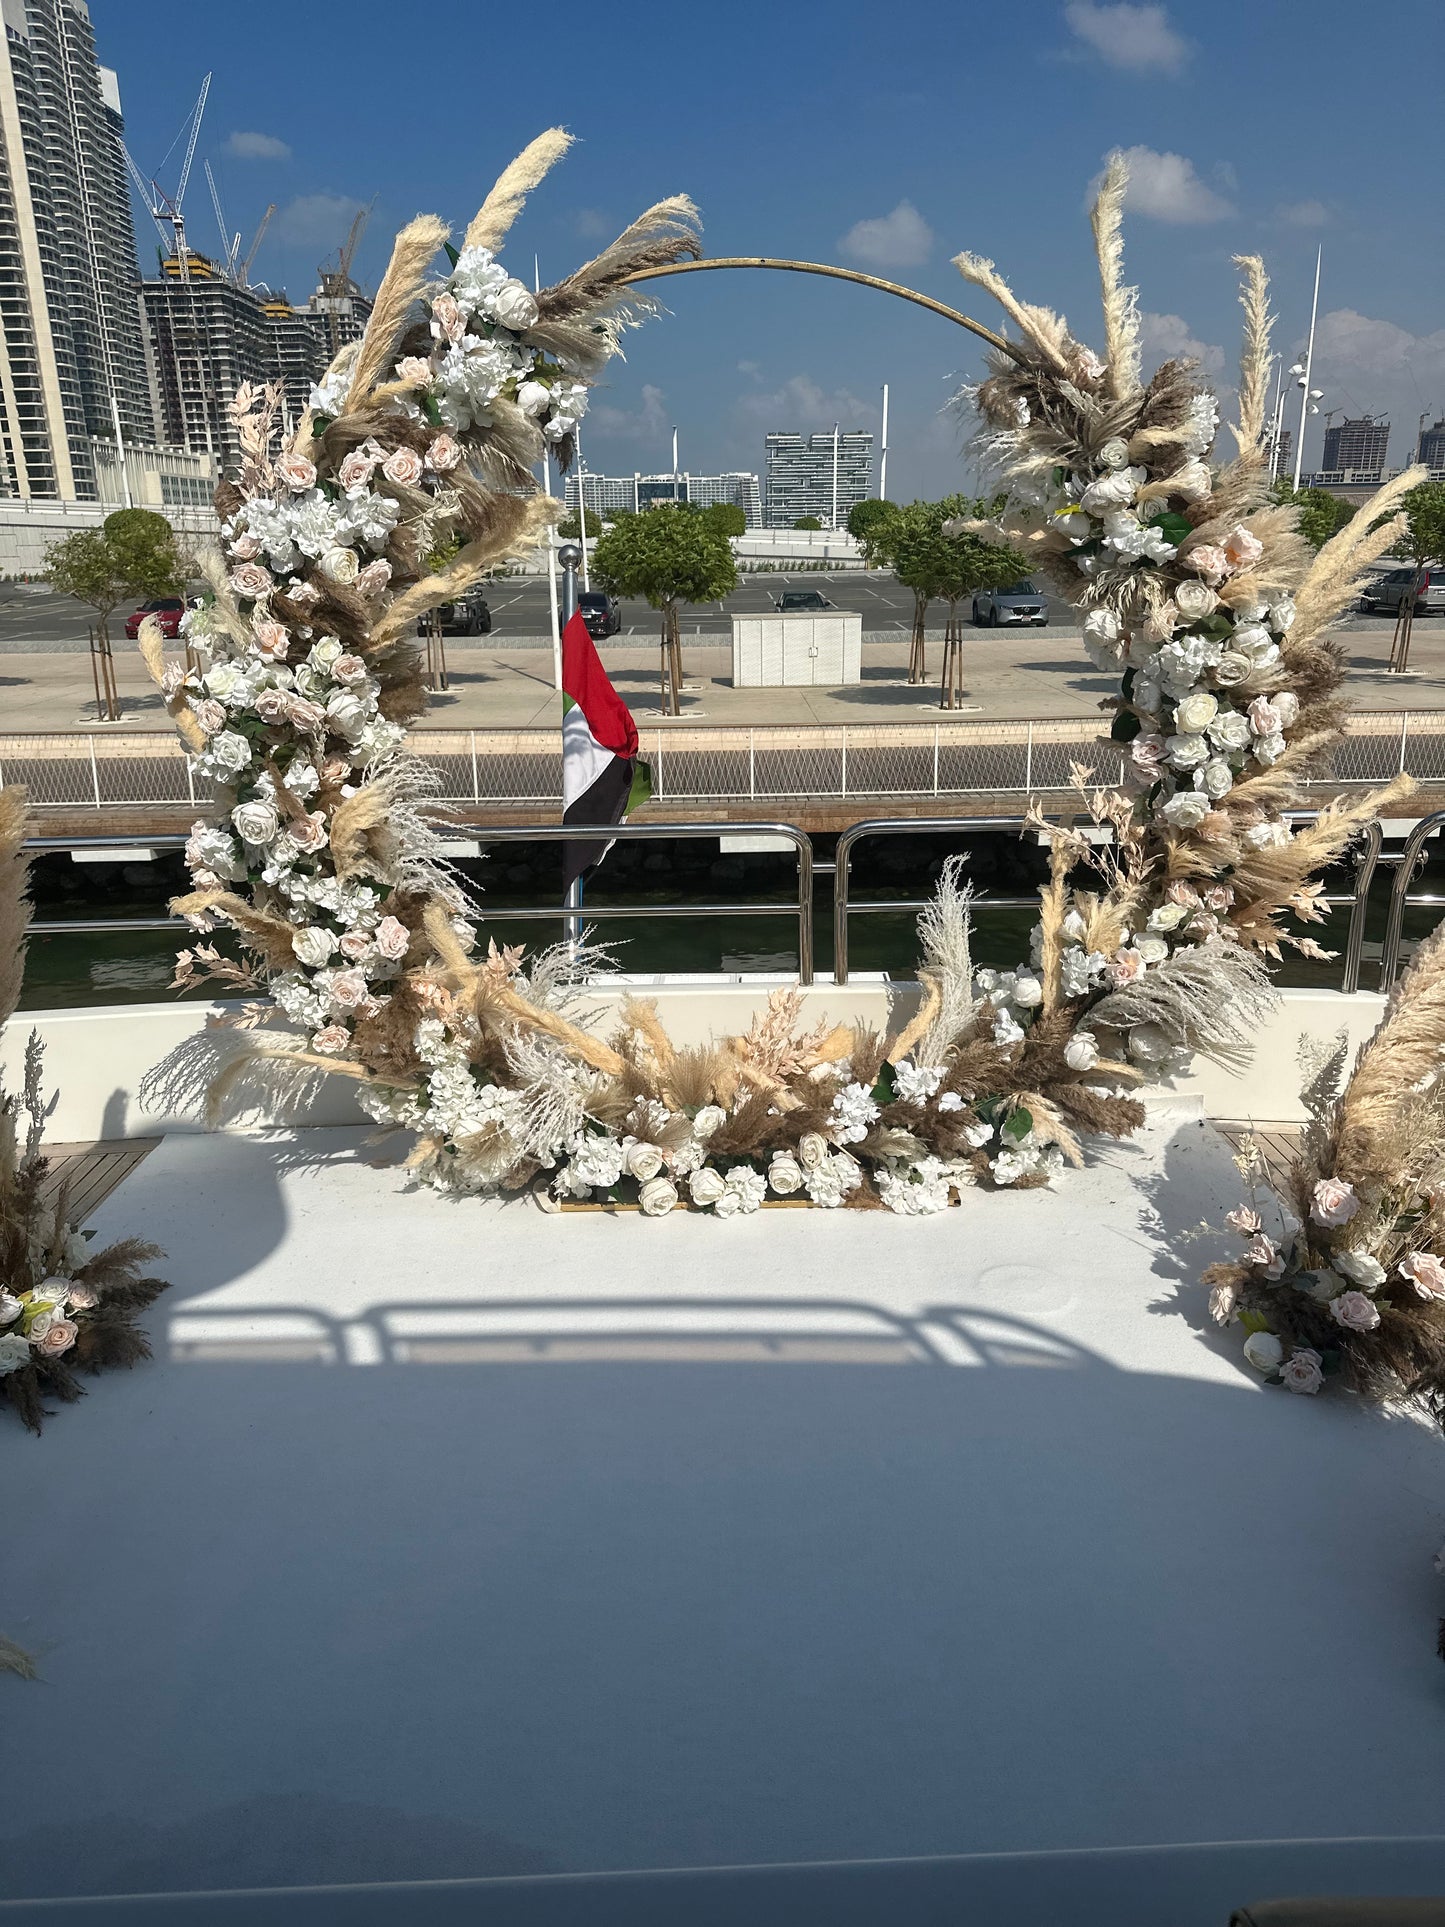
[1314,309,1445,390]
[1064,2,1190,73]
[1275,198,1329,228]
[1104,146,1234,223]
[1137,311,1224,376]
[272,193,366,249]
[225,130,291,162]
[588,383,670,443]
[840,200,933,270]
[572,208,609,239]
[735,373,871,431]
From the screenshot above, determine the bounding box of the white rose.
[1064,1031,1099,1071]
[1209,708,1251,750]
[310,637,343,669]
[1175,691,1218,734]
[231,800,279,846]
[1201,758,1235,799]
[711,1187,741,1220]
[1011,973,1044,1009]
[1098,438,1130,469]
[768,1152,805,1195]
[692,1105,726,1140]
[1213,651,1251,687]
[1174,579,1217,621]
[797,1132,829,1172]
[292,925,338,967]
[0,1291,22,1325]
[1161,791,1211,830]
[0,1333,31,1376]
[638,1175,678,1217]
[689,1166,727,1206]
[321,546,360,584]
[1332,1249,1386,1290]
[1166,732,1210,770]
[515,379,551,418]
[326,689,368,738]
[208,730,253,774]
[1272,691,1300,728]
[491,280,539,331]
[1136,936,1169,965]
[1242,1331,1283,1375]
[625,1140,666,1183]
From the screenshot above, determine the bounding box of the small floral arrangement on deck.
[0,790,168,1434]
[1204,923,1445,1412]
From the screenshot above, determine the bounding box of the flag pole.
[558,541,584,951]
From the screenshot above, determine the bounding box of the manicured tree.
[102,508,183,599]
[1269,479,1355,550]
[891,499,1026,707]
[880,500,941,683]
[43,530,129,645]
[700,501,746,538]
[792,515,822,530]
[846,497,895,550]
[591,503,738,714]
[1384,479,1445,673]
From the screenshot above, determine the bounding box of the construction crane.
[315,203,372,356]
[203,163,276,290]
[120,71,211,282]
[239,205,275,287]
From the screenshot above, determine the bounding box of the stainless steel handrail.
[1380,810,1445,989]
[834,812,1386,991]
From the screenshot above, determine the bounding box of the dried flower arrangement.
[0,790,169,1433]
[141,141,1417,1216]
[1205,924,1445,1410]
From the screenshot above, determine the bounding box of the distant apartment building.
[0,0,156,500]
[143,261,362,473]
[1417,418,1445,477]
[564,468,763,526]
[1272,426,1291,479]
[764,430,872,528]
[1321,416,1389,480]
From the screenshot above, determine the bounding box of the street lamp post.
[1292,246,1323,490]
[879,383,889,501]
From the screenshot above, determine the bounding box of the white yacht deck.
[4,1104,1445,1917]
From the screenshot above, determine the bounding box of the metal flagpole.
[537,254,562,689]
[1292,247,1322,491]
[575,424,590,589]
[831,421,839,528]
[558,543,583,948]
[879,384,889,501]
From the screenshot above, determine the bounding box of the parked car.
[123,597,187,640]
[776,589,834,612]
[1359,566,1445,618]
[426,592,492,636]
[578,589,621,638]
[972,580,1048,627]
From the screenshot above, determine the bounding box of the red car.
[124,597,187,640]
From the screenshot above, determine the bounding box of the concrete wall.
[0,498,217,574]
[0,982,1388,1144]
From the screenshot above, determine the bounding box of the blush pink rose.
[253,620,290,660]
[1399,1251,1445,1301]
[319,755,351,785]
[373,914,410,961]
[328,968,371,1010]
[1248,696,1283,736]
[192,698,226,736]
[276,453,317,492]
[430,293,466,343]
[287,580,321,608]
[338,930,371,961]
[1165,879,1201,907]
[1186,543,1230,583]
[289,811,328,853]
[381,445,424,488]
[311,1024,352,1054]
[283,695,327,732]
[1280,1347,1324,1394]
[331,653,368,685]
[1208,1280,1239,1325]
[355,560,392,597]
[1330,1289,1380,1333]
[1244,1232,1285,1279]
[254,689,290,724]
[228,530,263,561]
[36,1316,78,1356]
[396,356,432,386]
[1226,1206,1262,1236]
[1108,947,1144,986]
[229,563,273,601]
[427,434,461,471]
[1224,525,1264,570]
[1311,1177,1359,1228]
[337,449,377,492]
[65,1282,97,1311]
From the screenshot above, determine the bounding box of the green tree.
[699,501,747,539]
[592,503,738,715]
[46,510,183,645]
[792,515,822,531]
[846,498,896,550]
[1269,479,1355,550]
[1398,479,1445,565]
[891,497,1026,704]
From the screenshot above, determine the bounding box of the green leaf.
[872,1062,897,1106]
[443,241,460,267]
[1147,511,1194,545]
[1002,1106,1033,1144]
[1239,1308,1273,1336]
[421,392,442,427]
[1110,708,1143,743]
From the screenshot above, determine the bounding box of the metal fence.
[7,713,1445,811]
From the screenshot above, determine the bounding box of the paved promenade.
[3,616,1442,734]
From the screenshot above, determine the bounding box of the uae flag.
[562,606,649,889]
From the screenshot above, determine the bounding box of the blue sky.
[100,0,1444,498]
